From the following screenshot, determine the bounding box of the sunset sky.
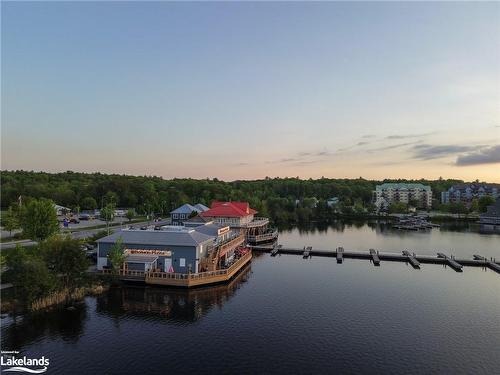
[2,2,499,182]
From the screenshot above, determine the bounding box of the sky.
[1,1,499,182]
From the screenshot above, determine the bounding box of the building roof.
[194,203,209,212]
[170,203,197,215]
[200,201,257,218]
[170,203,211,215]
[376,183,431,191]
[97,227,215,247]
[193,223,231,237]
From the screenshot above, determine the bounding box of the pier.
[336,247,344,263]
[473,255,500,273]
[248,245,500,274]
[271,244,281,256]
[402,250,420,269]
[369,249,380,266]
[437,253,463,272]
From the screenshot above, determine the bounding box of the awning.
[125,254,159,264]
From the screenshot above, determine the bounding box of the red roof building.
[200,201,257,226]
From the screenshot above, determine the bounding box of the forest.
[0,170,468,223]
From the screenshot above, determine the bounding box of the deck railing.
[241,217,269,228]
[146,251,252,281]
[247,229,278,243]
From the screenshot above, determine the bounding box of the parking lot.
[59,216,130,230]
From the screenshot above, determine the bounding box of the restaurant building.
[199,201,278,245]
[97,221,250,287]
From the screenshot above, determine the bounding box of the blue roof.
[170,203,197,214]
[170,203,209,214]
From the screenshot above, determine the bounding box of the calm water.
[2,222,500,374]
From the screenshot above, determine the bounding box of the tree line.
[0,170,486,224]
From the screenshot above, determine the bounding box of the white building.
[373,183,432,210]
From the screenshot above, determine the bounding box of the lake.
[2,221,500,374]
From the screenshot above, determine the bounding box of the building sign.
[124,249,172,256]
[218,226,230,236]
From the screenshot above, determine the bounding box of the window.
[180,258,186,267]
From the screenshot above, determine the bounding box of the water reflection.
[278,219,492,235]
[1,302,88,350]
[95,263,252,322]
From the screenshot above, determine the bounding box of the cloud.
[356,141,369,146]
[361,134,376,139]
[385,132,436,140]
[456,145,500,166]
[368,140,421,152]
[411,144,478,160]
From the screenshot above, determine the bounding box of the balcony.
[241,217,269,228]
[101,251,252,287]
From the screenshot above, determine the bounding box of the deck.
[102,251,252,287]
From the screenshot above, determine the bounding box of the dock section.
[437,253,463,272]
[336,247,344,264]
[271,244,281,257]
[402,250,420,269]
[473,255,500,274]
[369,249,380,266]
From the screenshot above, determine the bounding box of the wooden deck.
[102,251,252,287]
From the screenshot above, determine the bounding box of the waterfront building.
[373,183,432,210]
[479,198,500,233]
[170,203,209,225]
[441,183,499,206]
[326,197,340,208]
[200,201,278,245]
[97,221,249,287]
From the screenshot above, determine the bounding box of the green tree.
[81,197,97,210]
[20,198,59,240]
[126,209,135,222]
[100,203,115,234]
[2,206,20,236]
[108,237,125,277]
[5,245,56,305]
[388,202,408,214]
[478,196,495,213]
[40,235,88,288]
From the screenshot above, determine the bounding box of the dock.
[247,245,500,275]
[402,250,420,269]
[336,247,344,263]
[473,255,500,274]
[436,253,463,272]
[271,244,282,257]
[369,249,380,266]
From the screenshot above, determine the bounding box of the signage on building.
[218,226,230,236]
[124,249,172,256]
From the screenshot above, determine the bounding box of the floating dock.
[369,249,380,266]
[402,250,420,269]
[247,245,500,274]
[437,252,463,272]
[473,255,500,273]
[271,244,281,257]
[336,247,344,264]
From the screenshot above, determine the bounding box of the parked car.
[69,218,80,224]
[79,214,91,220]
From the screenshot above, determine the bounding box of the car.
[69,218,80,224]
[79,214,91,220]
[140,226,148,230]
